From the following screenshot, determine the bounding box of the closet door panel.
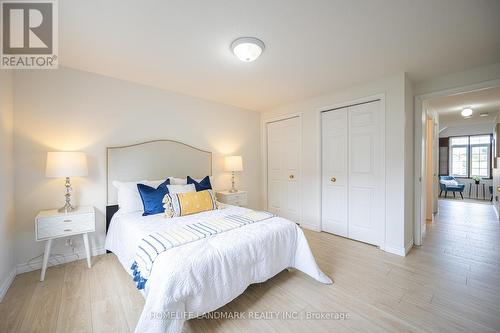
[321,108,348,236]
[349,187,374,229]
[282,119,300,221]
[267,122,282,215]
[267,117,301,222]
[348,101,383,246]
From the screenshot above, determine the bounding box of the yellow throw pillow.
[163,189,217,218]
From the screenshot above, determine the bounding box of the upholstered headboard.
[105,140,212,239]
[106,139,212,205]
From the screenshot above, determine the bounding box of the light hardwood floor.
[1,199,499,332]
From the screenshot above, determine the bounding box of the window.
[450,145,468,177]
[450,136,468,177]
[448,134,491,178]
[471,135,491,177]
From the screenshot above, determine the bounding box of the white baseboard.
[16,246,106,274]
[0,268,16,303]
[405,239,414,255]
[384,239,414,257]
[299,223,321,232]
[384,245,406,256]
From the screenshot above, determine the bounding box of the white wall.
[261,73,412,255]
[431,111,440,214]
[0,70,15,300]
[415,62,500,96]
[493,157,500,217]
[404,75,414,250]
[439,122,494,137]
[13,67,261,271]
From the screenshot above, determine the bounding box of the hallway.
[427,199,498,265]
[418,199,500,329]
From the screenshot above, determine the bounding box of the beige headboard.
[106,140,212,205]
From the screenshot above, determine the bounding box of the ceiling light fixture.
[231,37,265,62]
[461,108,473,118]
[479,112,489,117]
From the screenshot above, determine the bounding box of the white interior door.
[267,117,300,222]
[321,108,348,236]
[347,101,384,246]
[321,100,384,246]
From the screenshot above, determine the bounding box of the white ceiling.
[59,0,500,111]
[428,86,500,128]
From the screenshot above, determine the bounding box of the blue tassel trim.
[130,261,148,290]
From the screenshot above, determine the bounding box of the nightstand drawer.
[225,196,247,206]
[216,191,248,207]
[232,193,247,201]
[37,213,95,240]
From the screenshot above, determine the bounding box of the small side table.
[468,183,486,199]
[216,190,248,207]
[35,206,96,281]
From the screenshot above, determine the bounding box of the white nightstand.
[35,205,95,281]
[216,190,248,207]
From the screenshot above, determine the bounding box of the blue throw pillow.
[137,179,170,216]
[187,176,212,191]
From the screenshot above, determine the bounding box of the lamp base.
[58,177,76,213]
[58,202,76,213]
[228,171,239,193]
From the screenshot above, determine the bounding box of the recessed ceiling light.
[479,112,489,117]
[461,108,473,118]
[231,37,265,62]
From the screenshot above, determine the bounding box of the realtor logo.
[1,0,58,68]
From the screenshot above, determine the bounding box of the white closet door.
[347,101,384,245]
[321,108,348,236]
[267,117,300,222]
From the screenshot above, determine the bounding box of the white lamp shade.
[224,156,243,172]
[46,152,88,178]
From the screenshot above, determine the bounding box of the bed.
[104,140,332,333]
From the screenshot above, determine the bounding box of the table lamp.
[224,155,243,193]
[46,152,88,213]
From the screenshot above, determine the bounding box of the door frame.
[317,93,386,249]
[414,79,500,246]
[261,113,303,224]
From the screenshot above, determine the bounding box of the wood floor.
[1,199,500,332]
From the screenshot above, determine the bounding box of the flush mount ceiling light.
[461,108,473,118]
[231,37,265,62]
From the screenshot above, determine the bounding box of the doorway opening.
[416,84,500,245]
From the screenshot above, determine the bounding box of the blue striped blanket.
[130,210,275,290]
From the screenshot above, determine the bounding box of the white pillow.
[168,176,213,185]
[113,180,147,213]
[167,183,196,194]
[440,179,459,187]
[147,179,169,188]
[168,177,187,185]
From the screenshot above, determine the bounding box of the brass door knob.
[289,174,295,180]
[331,177,336,183]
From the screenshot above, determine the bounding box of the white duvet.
[105,205,332,333]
